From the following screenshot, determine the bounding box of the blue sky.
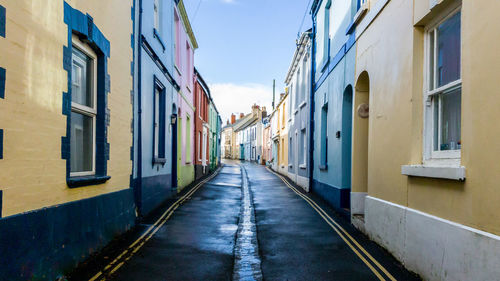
[183,0,312,123]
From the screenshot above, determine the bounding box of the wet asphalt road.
[71,160,419,281]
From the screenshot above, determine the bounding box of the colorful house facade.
[270,93,289,175]
[261,117,272,165]
[310,0,357,211]
[0,1,135,279]
[173,0,197,190]
[350,0,500,279]
[221,121,233,159]
[132,0,180,218]
[208,98,220,171]
[285,30,312,192]
[193,68,210,180]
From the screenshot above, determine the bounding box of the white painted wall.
[364,196,500,281]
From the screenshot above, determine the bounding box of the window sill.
[153,157,166,164]
[353,3,369,26]
[401,165,465,181]
[67,175,111,188]
[320,57,330,73]
[299,164,307,169]
[153,28,166,52]
[319,164,328,171]
[174,65,182,76]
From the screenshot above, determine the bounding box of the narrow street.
[70,161,419,281]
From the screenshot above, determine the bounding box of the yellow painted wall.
[355,0,500,235]
[0,0,133,217]
[276,94,288,170]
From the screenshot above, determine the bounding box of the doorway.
[352,72,369,216]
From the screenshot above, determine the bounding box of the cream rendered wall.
[356,0,500,237]
[0,0,133,216]
[355,0,413,207]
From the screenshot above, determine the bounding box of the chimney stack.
[227,119,230,125]
[252,104,260,116]
[231,114,236,124]
[240,113,244,119]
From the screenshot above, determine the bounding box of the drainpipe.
[308,11,317,192]
[136,0,143,218]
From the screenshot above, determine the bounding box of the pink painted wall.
[174,9,195,166]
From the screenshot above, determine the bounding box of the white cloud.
[209,83,274,124]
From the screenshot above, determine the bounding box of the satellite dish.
[357,103,369,118]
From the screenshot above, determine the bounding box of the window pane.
[433,96,439,151]
[439,87,461,151]
[72,48,93,107]
[437,11,461,87]
[71,112,94,173]
[154,88,160,157]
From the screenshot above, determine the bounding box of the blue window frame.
[0,4,5,38]
[153,77,166,164]
[63,2,111,188]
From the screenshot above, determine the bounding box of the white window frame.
[71,35,97,177]
[423,4,462,165]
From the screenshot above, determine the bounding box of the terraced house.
[132,0,180,218]
[269,92,289,175]
[285,30,311,192]
[350,0,500,279]
[310,0,357,213]
[173,0,197,190]
[194,68,210,180]
[0,1,135,279]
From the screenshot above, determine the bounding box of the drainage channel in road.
[232,165,263,281]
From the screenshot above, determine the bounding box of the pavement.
[69,160,420,281]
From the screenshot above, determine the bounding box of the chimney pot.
[240,113,244,119]
[231,114,236,124]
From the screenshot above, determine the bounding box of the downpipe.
[308,11,317,191]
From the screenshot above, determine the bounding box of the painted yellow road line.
[288,182,397,281]
[88,167,221,281]
[266,167,396,281]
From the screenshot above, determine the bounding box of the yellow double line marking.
[266,167,396,281]
[89,167,222,281]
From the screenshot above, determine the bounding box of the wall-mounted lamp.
[170,114,177,125]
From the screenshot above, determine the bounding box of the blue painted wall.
[311,0,357,210]
[0,189,135,280]
[133,0,178,217]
